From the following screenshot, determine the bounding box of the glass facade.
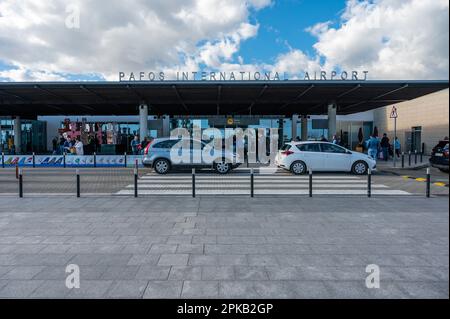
[0,119,47,154]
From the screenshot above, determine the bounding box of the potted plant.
[355,127,364,152]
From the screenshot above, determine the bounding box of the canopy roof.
[0,80,448,116]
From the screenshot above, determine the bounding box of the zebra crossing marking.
[115,172,411,196]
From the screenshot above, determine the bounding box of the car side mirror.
[346,151,352,155]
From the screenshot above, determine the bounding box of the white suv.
[142,138,241,174]
[275,141,376,175]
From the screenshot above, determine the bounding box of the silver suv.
[142,138,241,174]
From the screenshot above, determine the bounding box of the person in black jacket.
[380,133,390,161]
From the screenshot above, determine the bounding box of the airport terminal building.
[0,77,448,155]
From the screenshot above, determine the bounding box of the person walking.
[366,134,380,161]
[131,136,140,155]
[394,137,401,158]
[380,133,390,161]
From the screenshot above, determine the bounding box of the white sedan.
[275,141,377,175]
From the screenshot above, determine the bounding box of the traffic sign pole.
[393,116,397,167]
[390,106,398,168]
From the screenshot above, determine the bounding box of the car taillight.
[444,150,449,157]
[281,150,294,156]
[144,141,153,155]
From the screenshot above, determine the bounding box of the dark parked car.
[429,140,449,173]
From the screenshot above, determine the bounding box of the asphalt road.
[0,166,448,196]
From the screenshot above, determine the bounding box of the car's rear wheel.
[154,158,170,174]
[352,161,368,175]
[213,161,231,174]
[290,161,307,175]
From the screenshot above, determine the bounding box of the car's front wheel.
[290,160,307,175]
[213,161,231,174]
[153,158,171,174]
[352,161,368,175]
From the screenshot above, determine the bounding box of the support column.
[291,114,299,141]
[139,103,148,140]
[162,115,170,137]
[14,116,21,154]
[301,115,308,141]
[327,102,337,141]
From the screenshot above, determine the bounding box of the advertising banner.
[0,155,144,167]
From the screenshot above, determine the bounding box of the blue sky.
[0,0,448,81]
[241,0,346,64]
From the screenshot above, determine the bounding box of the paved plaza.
[0,194,448,299]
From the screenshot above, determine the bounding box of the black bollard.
[124,152,127,167]
[76,169,80,198]
[408,151,411,166]
[32,152,35,168]
[367,169,372,198]
[250,168,254,197]
[309,169,313,197]
[426,168,431,198]
[401,152,405,168]
[63,152,66,168]
[1,152,4,168]
[414,150,417,165]
[134,168,138,198]
[192,168,196,198]
[93,152,97,168]
[19,168,23,198]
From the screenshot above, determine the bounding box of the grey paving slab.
[219,281,261,298]
[66,280,114,299]
[29,280,72,298]
[202,266,235,280]
[0,280,44,298]
[168,266,202,281]
[135,266,171,280]
[101,266,140,280]
[127,254,161,266]
[1,266,46,280]
[106,280,148,298]
[143,280,183,298]
[234,266,269,281]
[158,254,189,266]
[181,280,219,299]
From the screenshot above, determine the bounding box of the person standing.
[63,136,72,154]
[131,136,140,155]
[140,137,149,154]
[52,136,58,154]
[74,136,84,155]
[366,134,380,161]
[394,137,401,158]
[332,135,338,144]
[380,133,390,161]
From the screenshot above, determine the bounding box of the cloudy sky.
[0,0,448,81]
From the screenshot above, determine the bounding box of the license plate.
[435,153,443,157]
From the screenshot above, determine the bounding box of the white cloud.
[309,0,449,79]
[0,0,271,81]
